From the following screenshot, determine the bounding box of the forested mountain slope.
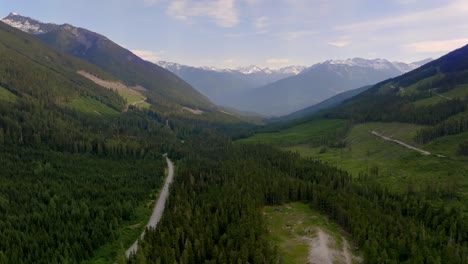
[2,13,213,111]
[1,11,467,264]
[328,44,468,124]
[0,21,126,114]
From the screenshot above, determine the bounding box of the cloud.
[131,49,167,62]
[167,0,239,28]
[255,16,269,33]
[280,30,317,40]
[404,38,468,53]
[266,58,290,64]
[336,0,468,33]
[224,58,236,64]
[243,0,262,4]
[328,41,349,47]
[141,0,165,6]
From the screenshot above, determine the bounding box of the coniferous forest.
[1,6,468,264]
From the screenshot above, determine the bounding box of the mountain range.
[157,57,431,116]
[1,12,433,117]
[2,12,213,112]
[156,61,305,107]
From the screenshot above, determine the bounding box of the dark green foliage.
[415,113,468,143]
[1,16,468,264]
[130,143,468,263]
[327,92,467,125]
[458,141,468,156]
[0,148,165,263]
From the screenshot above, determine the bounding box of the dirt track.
[308,228,354,264]
[371,130,431,155]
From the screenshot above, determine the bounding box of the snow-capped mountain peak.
[279,66,306,75]
[2,12,58,35]
[156,61,306,76]
[326,58,394,69]
[236,65,265,74]
[306,57,432,74]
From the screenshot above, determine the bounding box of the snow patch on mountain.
[2,12,58,35]
[306,57,432,74]
[157,61,306,76]
[2,17,44,34]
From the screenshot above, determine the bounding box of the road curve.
[125,157,175,258]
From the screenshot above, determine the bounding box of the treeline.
[415,113,468,144]
[131,144,468,263]
[458,141,468,156]
[328,92,467,126]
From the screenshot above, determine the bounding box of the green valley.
[1,6,468,264]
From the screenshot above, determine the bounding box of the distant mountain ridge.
[156,57,431,116]
[2,12,432,117]
[236,57,432,116]
[156,61,305,106]
[157,61,305,76]
[2,12,213,111]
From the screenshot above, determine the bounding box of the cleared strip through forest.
[125,156,175,258]
[371,131,431,155]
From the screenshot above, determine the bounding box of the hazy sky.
[1,0,468,68]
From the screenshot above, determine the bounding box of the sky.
[1,0,468,69]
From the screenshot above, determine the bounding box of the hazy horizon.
[2,0,467,68]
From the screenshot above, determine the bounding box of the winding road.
[125,156,175,258]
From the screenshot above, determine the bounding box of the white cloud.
[167,0,239,28]
[255,16,269,33]
[141,0,164,6]
[336,0,468,33]
[266,58,290,64]
[280,30,316,40]
[224,58,235,63]
[328,41,349,47]
[243,0,262,4]
[404,39,468,53]
[131,49,167,62]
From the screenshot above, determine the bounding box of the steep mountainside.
[237,58,431,115]
[2,13,213,111]
[0,20,125,113]
[157,61,304,106]
[329,44,468,124]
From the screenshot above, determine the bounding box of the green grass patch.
[285,122,468,196]
[237,119,349,146]
[68,96,119,116]
[425,131,468,160]
[0,86,17,103]
[264,202,358,264]
[117,90,150,109]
